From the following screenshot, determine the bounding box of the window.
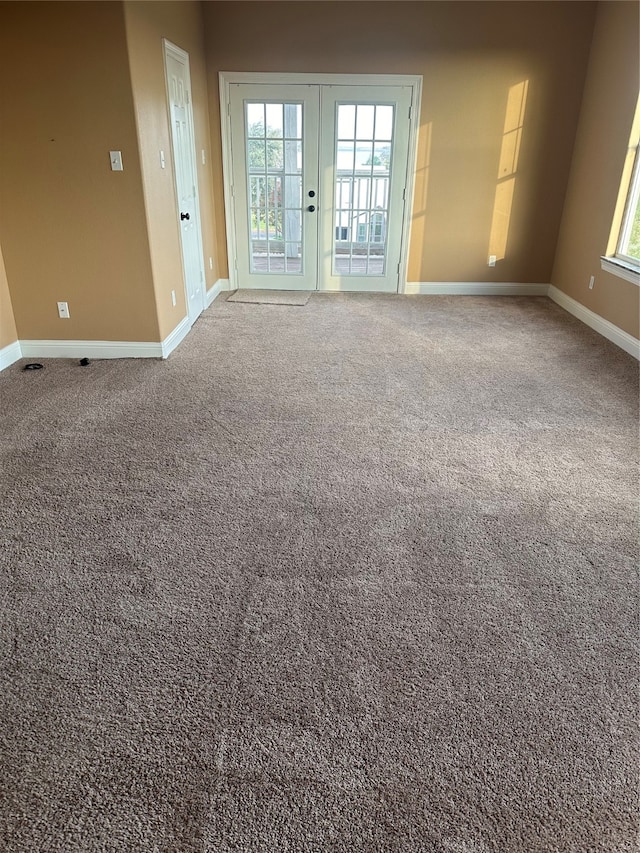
[602,98,640,285]
[616,144,640,266]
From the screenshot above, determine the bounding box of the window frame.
[615,142,640,267]
[601,96,640,286]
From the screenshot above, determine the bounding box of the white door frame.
[219,72,422,294]
[164,39,207,324]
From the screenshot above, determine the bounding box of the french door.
[224,76,418,293]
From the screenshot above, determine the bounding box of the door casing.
[219,72,422,294]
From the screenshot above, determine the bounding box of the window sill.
[600,256,640,286]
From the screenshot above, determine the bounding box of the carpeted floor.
[0,293,638,852]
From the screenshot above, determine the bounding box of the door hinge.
[402,188,406,201]
[200,271,204,282]
[408,106,412,120]
[397,263,401,274]
[186,90,191,105]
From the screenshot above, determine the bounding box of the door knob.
[308,190,316,198]
[180,212,190,221]
[307,205,316,213]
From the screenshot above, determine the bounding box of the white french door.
[224,75,419,293]
[230,86,319,291]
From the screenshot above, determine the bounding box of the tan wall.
[0,242,18,348]
[0,1,159,342]
[551,1,639,339]
[203,1,596,284]
[3,1,631,351]
[124,0,221,340]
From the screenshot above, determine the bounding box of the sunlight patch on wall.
[606,94,640,257]
[414,120,433,217]
[488,80,529,262]
[407,120,432,276]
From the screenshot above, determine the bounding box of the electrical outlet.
[589,275,595,290]
[57,301,70,319]
[488,255,496,267]
[171,290,177,307]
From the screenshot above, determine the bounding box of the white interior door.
[225,77,417,293]
[164,40,206,324]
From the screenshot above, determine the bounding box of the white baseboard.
[547,285,640,360]
[404,281,550,296]
[206,278,230,307]
[19,339,163,359]
[163,279,232,358]
[161,315,190,359]
[7,320,190,365]
[5,283,636,371]
[0,340,22,370]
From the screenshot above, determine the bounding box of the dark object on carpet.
[79,358,90,367]
[0,293,638,852]
[22,362,43,370]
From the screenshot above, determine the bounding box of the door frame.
[163,39,207,325]
[219,72,423,294]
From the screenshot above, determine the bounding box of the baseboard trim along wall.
[0,340,22,371]
[19,339,164,359]
[161,315,191,359]
[1,282,638,373]
[404,282,550,296]
[206,278,230,307]
[3,285,231,370]
[20,314,194,362]
[547,285,640,360]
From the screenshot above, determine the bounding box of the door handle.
[180,212,190,221]
[307,205,316,213]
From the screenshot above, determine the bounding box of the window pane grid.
[333,102,393,276]
[245,101,303,274]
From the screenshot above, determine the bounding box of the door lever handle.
[180,212,190,221]
[307,205,316,213]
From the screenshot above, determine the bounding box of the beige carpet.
[227,289,310,305]
[0,293,638,851]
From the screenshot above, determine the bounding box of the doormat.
[227,290,310,306]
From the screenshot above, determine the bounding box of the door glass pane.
[355,104,375,139]
[337,104,355,139]
[265,103,283,137]
[245,101,303,274]
[374,105,393,141]
[334,103,394,276]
